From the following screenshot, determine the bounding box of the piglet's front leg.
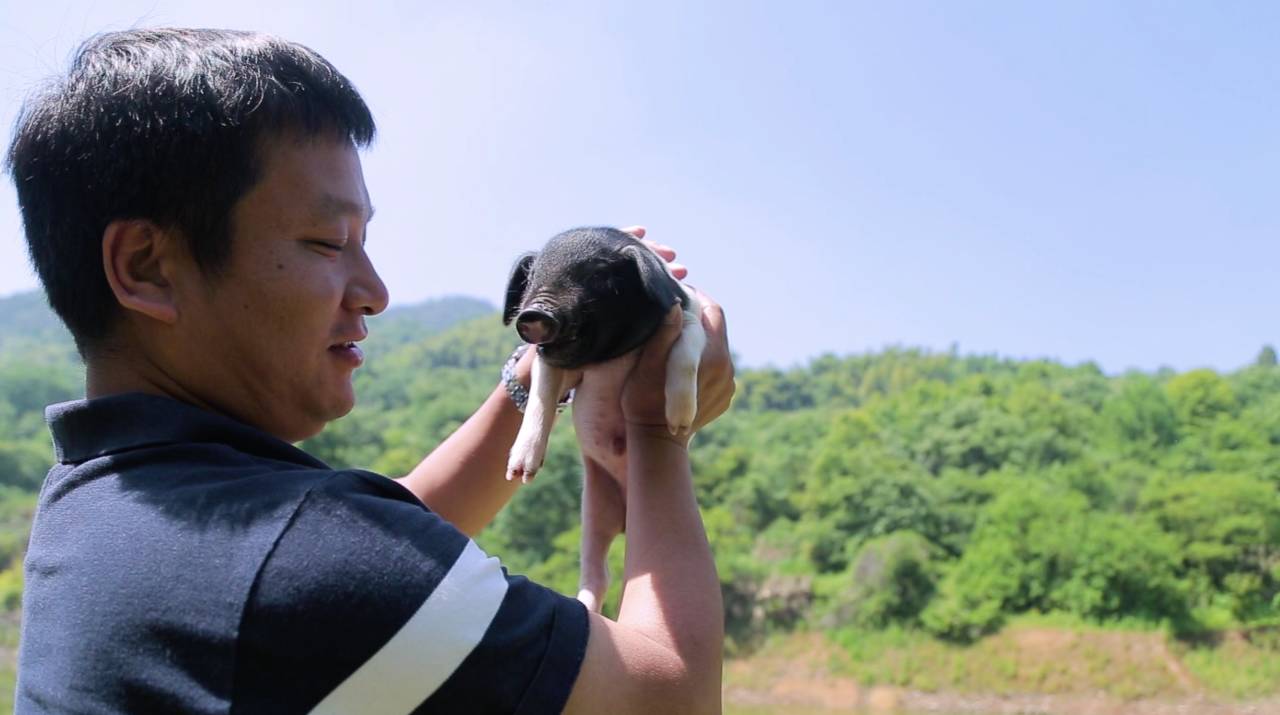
[507,353,566,483]
[665,295,707,438]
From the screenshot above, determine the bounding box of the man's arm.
[393,349,534,536]
[564,297,735,714]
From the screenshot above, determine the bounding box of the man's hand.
[622,289,734,446]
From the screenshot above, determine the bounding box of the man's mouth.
[328,341,365,367]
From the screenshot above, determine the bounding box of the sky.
[0,1,1276,373]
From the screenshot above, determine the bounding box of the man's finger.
[620,225,647,239]
[691,288,727,338]
[640,238,676,262]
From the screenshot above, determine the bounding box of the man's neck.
[84,340,207,412]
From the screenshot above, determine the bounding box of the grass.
[0,613,18,712]
[1178,627,1280,698]
[0,490,33,709]
[825,616,1280,701]
[830,622,1202,700]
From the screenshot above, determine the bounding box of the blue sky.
[1,1,1276,373]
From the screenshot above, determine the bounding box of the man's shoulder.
[245,468,467,608]
[233,469,476,711]
[18,454,416,712]
[301,467,426,509]
[235,470,590,715]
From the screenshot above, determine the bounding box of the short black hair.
[5,28,376,354]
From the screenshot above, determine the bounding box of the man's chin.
[326,385,358,421]
[291,387,357,442]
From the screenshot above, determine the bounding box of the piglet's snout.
[516,308,560,345]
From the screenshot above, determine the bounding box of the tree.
[1140,472,1280,619]
[922,485,1186,640]
[1101,374,1180,453]
[910,396,1021,475]
[796,411,942,571]
[1257,345,1278,368]
[1166,369,1236,427]
[824,530,939,628]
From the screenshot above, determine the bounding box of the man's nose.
[346,250,390,316]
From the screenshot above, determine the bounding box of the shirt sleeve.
[230,470,588,715]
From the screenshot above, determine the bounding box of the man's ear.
[621,244,682,310]
[503,252,536,325]
[101,219,180,325]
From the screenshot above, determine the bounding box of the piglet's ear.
[503,253,537,325]
[621,244,683,311]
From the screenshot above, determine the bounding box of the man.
[6,29,733,713]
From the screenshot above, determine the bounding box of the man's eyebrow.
[313,194,375,223]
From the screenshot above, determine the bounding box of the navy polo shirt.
[16,392,588,714]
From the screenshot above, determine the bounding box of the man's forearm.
[394,384,523,536]
[615,426,723,705]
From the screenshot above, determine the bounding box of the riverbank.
[724,627,1280,715]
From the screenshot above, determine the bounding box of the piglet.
[503,226,706,612]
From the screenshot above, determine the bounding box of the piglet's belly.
[571,352,637,479]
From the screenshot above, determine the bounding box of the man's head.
[6,29,389,440]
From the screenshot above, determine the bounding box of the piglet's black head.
[502,227,686,369]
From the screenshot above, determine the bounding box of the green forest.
[0,289,1278,703]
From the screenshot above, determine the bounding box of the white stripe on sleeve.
[308,539,509,715]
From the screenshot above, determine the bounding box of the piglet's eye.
[588,272,615,292]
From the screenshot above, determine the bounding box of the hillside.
[0,291,65,342]
[0,289,497,489]
[0,289,493,360]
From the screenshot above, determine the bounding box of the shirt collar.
[45,392,329,468]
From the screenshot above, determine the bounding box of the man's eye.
[307,240,345,253]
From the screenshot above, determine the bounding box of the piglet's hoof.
[506,462,539,484]
[508,433,547,484]
[506,445,544,483]
[665,378,697,437]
